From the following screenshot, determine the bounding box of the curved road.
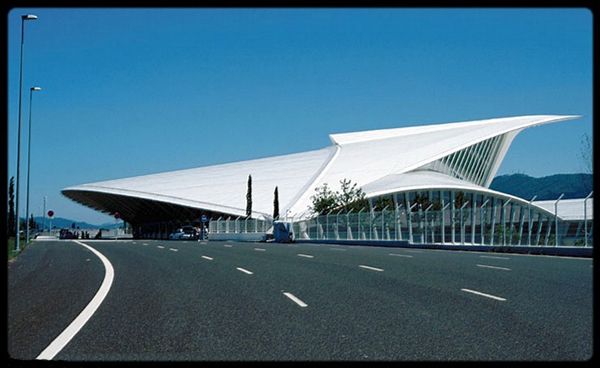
[8,239,593,361]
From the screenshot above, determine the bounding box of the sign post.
[47,210,54,235]
[114,212,120,240]
[201,215,208,240]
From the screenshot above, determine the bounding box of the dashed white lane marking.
[461,288,507,301]
[476,264,510,271]
[297,254,314,258]
[283,292,308,307]
[201,255,213,260]
[169,248,178,252]
[37,241,115,360]
[236,267,253,275]
[142,243,148,246]
[330,248,346,251]
[479,255,510,260]
[389,253,413,258]
[254,248,266,251]
[404,249,423,253]
[224,244,233,248]
[359,265,384,272]
[157,245,165,249]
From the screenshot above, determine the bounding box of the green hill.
[489,173,593,201]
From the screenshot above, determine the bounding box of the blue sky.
[7,8,593,225]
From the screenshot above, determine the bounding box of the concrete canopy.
[62,115,580,224]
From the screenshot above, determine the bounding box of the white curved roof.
[62,115,580,221]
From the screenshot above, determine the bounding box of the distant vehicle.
[59,228,76,239]
[169,226,197,240]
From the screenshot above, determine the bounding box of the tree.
[578,133,593,190]
[29,214,36,231]
[338,179,368,213]
[246,175,252,218]
[310,179,367,215]
[310,183,337,215]
[7,176,15,237]
[273,186,279,219]
[578,133,592,174]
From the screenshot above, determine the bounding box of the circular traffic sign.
[47,210,54,218]
[114,212,120,219]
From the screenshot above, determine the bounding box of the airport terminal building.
[62,115,593,246]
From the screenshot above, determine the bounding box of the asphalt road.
[8,239,593,361]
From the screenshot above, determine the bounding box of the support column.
[405,192,413,244]
[490,198,497,246]
[451,191,456,244]
[471,193,476,244]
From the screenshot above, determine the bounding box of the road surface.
[8,239,593,361]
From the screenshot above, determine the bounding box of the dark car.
[169,225,197,240]
[59,228,76,239]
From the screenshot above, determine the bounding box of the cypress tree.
[7,176,15,237]
[246,175,252,218]
[273,186,279,219]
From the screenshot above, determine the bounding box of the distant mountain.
[31,217,118,230]
[489,173,593,201]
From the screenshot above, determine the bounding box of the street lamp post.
[584,191,593,247]
[25,86,41,244]
[15,14,38,252]
[554,193,564,246]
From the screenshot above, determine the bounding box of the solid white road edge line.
[476,264,511,271]
[359,265,384,272]
[36,240,115,360]
[236,267,253,275]
[461,288,507,301]
[283,292,308,307]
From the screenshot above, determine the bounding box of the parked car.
[169,226,197,240]
[59,228,76,239]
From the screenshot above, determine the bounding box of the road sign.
[201,215,207,223]
[47,210,54,219]
[114,213,120,219]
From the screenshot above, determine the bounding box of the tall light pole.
[554,193,564,246]
[584,191,593,247]
[15,14,38,252]
[25,86,41,244]
[43,195,47,232]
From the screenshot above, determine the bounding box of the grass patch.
[7,235,32,260]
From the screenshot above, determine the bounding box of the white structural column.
[508,202,516,244]
[535,214,543,245]
[490,198,497,246]
[405,194,412,243]
[451,191,456,244]
[517,202,526,245]
[471,193,476,244]
[502,198,512,246]
[481,198,490,245]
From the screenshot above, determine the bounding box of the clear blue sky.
[7,8,593,225]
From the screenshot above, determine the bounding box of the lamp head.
[22,14,38,20]
[31,87,42,91]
